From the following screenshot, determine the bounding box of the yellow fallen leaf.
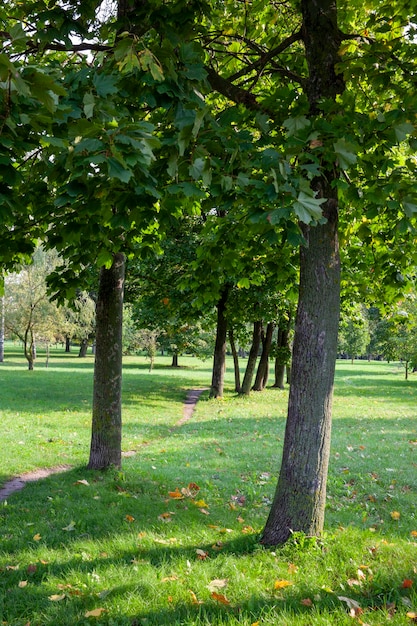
[18,580,28,588]
[84,608,107,617]
[189,590,203,605]
[390,511,401,520]
[125,515,135,523]
[411,531,417,537]
[74,479,90,486]
[274,580,294,589]
[251,622,260,626]
[48,594,66,601]
[194,499,208,508]
[168,488,184,499]
[33,534,41,541]
[207,579,228,592]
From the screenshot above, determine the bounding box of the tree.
[338,304,370,362]
[4,248,65,369]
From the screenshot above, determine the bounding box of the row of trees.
[1,0,416,544]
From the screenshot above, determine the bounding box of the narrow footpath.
[0,387,207,502]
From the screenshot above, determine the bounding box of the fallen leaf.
[199,508,210,515]
[407,612,417,621]
[338,595,361,611]
[288,563,298,574]
[301,598,313,606]
[390,511,401,520]
[33,534,41,542]
[125,515,135,523]
[162,575,179,582]
[403,579,413,588]
[237,516,245,523]
[48,594,66,601]
[194,499,208,508]
[62,521,76,532]
[18,580,28,588]
[242,525,255,534]
[27,564,37,574]
[211,592,230,605]
[274,580,293,589]
[74,479,90,486]
[84,608,107,617]
[207,579,228,592]
[189,590,203,605]
[6,565,19,570]
[411,531,417,537]
[196,549,209,560]
[158,512,173,522]
[168,488,184,499]
[251,622,260,626]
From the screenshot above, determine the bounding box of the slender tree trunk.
[261,0,342,545]
[253,322,274,391]
[65,335,71,352]
[0,295,4,362]
[273,326,290,389]
[210,287,229,398]
[88,252,125,470]
[171,352,179,367]
[240,321,262,396]
[229,328,241,393]
[79,338,88,357]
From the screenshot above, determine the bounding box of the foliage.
[338,304,370,361]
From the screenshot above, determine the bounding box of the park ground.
[0,345,416,625]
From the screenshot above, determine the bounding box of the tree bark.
[273,322,291,389]
[79,338,88,357]
[88,253,125,470]
[171,352,179,367]
[253,322,274,391]
[65,335,71,352]
[261,0,342,545]
[229,328,241,393]
[0,295,4,362]
[240,320,262,396]
[209,286,229,398]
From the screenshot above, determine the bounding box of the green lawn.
[0,345,416,625]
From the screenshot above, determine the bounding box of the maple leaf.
[125,515,135,523]
[18,580,28,588]
[391,511,401,520]
[158,512,173,522]
[196,549,209,560]
[84,608,107,617]
[301,598,313,606]
[407,612,417,621]
[194,499,208,508]
[402,579,413,588]
[33,534,41,541]
[411,531,417,537]
[211,592,230,605]
[274,580,293,589]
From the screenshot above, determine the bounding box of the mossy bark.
[262,0,342,544]
[88,253,125,470]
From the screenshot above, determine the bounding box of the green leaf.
[333,138,357,170]
[283,116,310,136]
[293,191,326,224]
[393,122,414,142]
[107,157,133,183]
[83,92,95,119]
[93,72,119,97]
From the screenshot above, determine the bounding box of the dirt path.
[0,387,207,502]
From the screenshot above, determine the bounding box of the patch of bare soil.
[0,388,208,500]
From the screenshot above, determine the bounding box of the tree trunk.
[273,322,291,389]
[209,287,229,398]
[229,328,241,393]
[171,352,179,367]
[253,322,274,391]
[0,295,4,362]
[88,252,125,470]
[261,0,342,545]
[240,320,262,396]
[65,335,71,352]
[79,338,88,357]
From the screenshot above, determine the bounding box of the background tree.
[338,304,370,363]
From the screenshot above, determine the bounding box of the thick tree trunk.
[261,0,342,545]
[228,328,241,393]
[253,322,274,391]
[88,253,125,470]
[240,320,262,396]
[210,287,229,398]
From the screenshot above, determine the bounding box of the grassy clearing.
[0,345,417,625]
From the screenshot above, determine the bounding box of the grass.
[0,344,417,625]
